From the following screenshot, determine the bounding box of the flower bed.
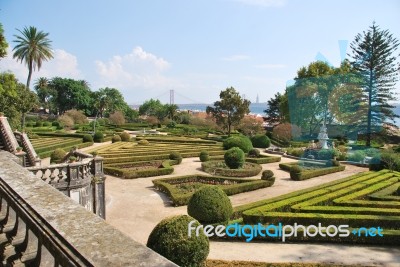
[201,161,262,177]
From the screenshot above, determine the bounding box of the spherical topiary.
[82,134,93,143]
[248,148,260,158]
[119,132,131,142]
[187,186,233,224]
[169,151,182,164]
[50,148,66,163]
[224,147,245,169]
[261,170,274,179]
[199,151,209,162]
[251,134,271,148]
[93,132,104,143]
[51,121,60,127]
[112,135,121,143]
[138,139,149,145]
[223,136,253,153]
[147,215,209,267]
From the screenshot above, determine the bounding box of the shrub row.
[104,160,178,179]
[201,161,262,177]
[37,142,93,158]
[245,155,281,164]
[152,175,272,206]
[34,139,84,154]
[290,165,346,180]
[136,136,217,144]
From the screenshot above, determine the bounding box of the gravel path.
[104,155,400,266]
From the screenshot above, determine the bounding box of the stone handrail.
[0,151,176,266]
[14,131,40,167]
[0,116,19,152]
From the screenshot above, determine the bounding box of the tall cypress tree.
[349,22,399,146]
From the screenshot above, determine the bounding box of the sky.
[1,0,399,105]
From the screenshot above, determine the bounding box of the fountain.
[317,123,329,149]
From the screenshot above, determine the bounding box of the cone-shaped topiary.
[224,147,245,169]
[187,186,233,224]
[199,151,209,162]
[147,215,209,267]
[223,135,253,153]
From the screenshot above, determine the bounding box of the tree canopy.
[0,23,8,59]
[206,87,250,135]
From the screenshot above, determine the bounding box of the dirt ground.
[104,154,400,266]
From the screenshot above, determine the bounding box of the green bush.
[224,147,245,169]
[35,121,43,127]
[202,161,262,177]
[138,139,149,145]
[369,152,400,172]
[93,132,104,143]
[119,132,131,142]
[223,136,253,153]
[43,121,52,127]
[290,165,345,181]
[347,151,366,162]
[245,155,281,164]
[251,134,271,148]
[147,215,209,267]
[261,170,274,179]
[290,165,302,173]
[317,149,335,160]
[187,186,233,224]
[112,135,121,143]
[248,148,260,158]
[286,148,304,157]
[50,148,66,163]
[169,151,183,164]
[51,121,60,127]
[82,134,93,143]
[199,151,209,162]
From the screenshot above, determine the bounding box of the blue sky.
[1,0,399,105]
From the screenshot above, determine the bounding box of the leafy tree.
[34,77,54,111]
[108,111,125,125]
[206,87,250,135]
[236,116,264,136]
[349,22,399,146]
[91,87,130,117]
[12,26,53,89]
[139,99,168,121]
[264,92,287,124]
[17,85,38,130]
[48,77,92,114]
[0,72,21,128]
[165,104,179,120]
[0,23,8,59]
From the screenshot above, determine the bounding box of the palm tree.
[12,26,53,89]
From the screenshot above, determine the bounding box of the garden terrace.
[30,136,92,158]
[89,140,225,164]
[152,175,273,206]
[230,169,400,245]
[104,160,178,179]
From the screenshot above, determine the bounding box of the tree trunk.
[26,62,33,89]
[21,113,26,131]
[366,71,373,147]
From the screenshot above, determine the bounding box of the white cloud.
[95,46,177,91]
[255,63,286,69]
[221,54,250,61]
[0,47,82,85]
[234,0,286,7]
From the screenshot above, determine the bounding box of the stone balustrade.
[0,151,176,266]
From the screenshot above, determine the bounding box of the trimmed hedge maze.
[90,139,226,178]
[153,175,273,206]
[230,170,400,245]
[31,136,92,158]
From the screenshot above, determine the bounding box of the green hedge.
[37,142,93,158]
[246,155,281,164]
[290,165,346,180]
[36,132,87,138]
[34,139,83,154]
[152,175,272,206]
[104,160,178,179]
[201,161,262,177]
[136,136,218,144]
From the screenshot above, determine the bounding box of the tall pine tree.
[349,22,399,146]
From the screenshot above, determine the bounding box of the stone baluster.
[92,156,106,219]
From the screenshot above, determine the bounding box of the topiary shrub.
[290,165,302,174]
[51,121,60,127]
[93,132,104,143]
[112,135,121,143]
[35,121,43,127]
[223,136,253,153]
[224,147,245,169]
[317,149,334,160]
[248,148,260,158]
[119,132,131,142]
[261,170,275,185]
[347,151,366,162]
[147,215,209,267]
[251,134,271,148]
[50,148,66,163]
[82,134,93,143]
[138,139,149,145]
[169,151,182,164]
[187,186,233,224]
[43,121,52,127]
[199,151,209,162]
